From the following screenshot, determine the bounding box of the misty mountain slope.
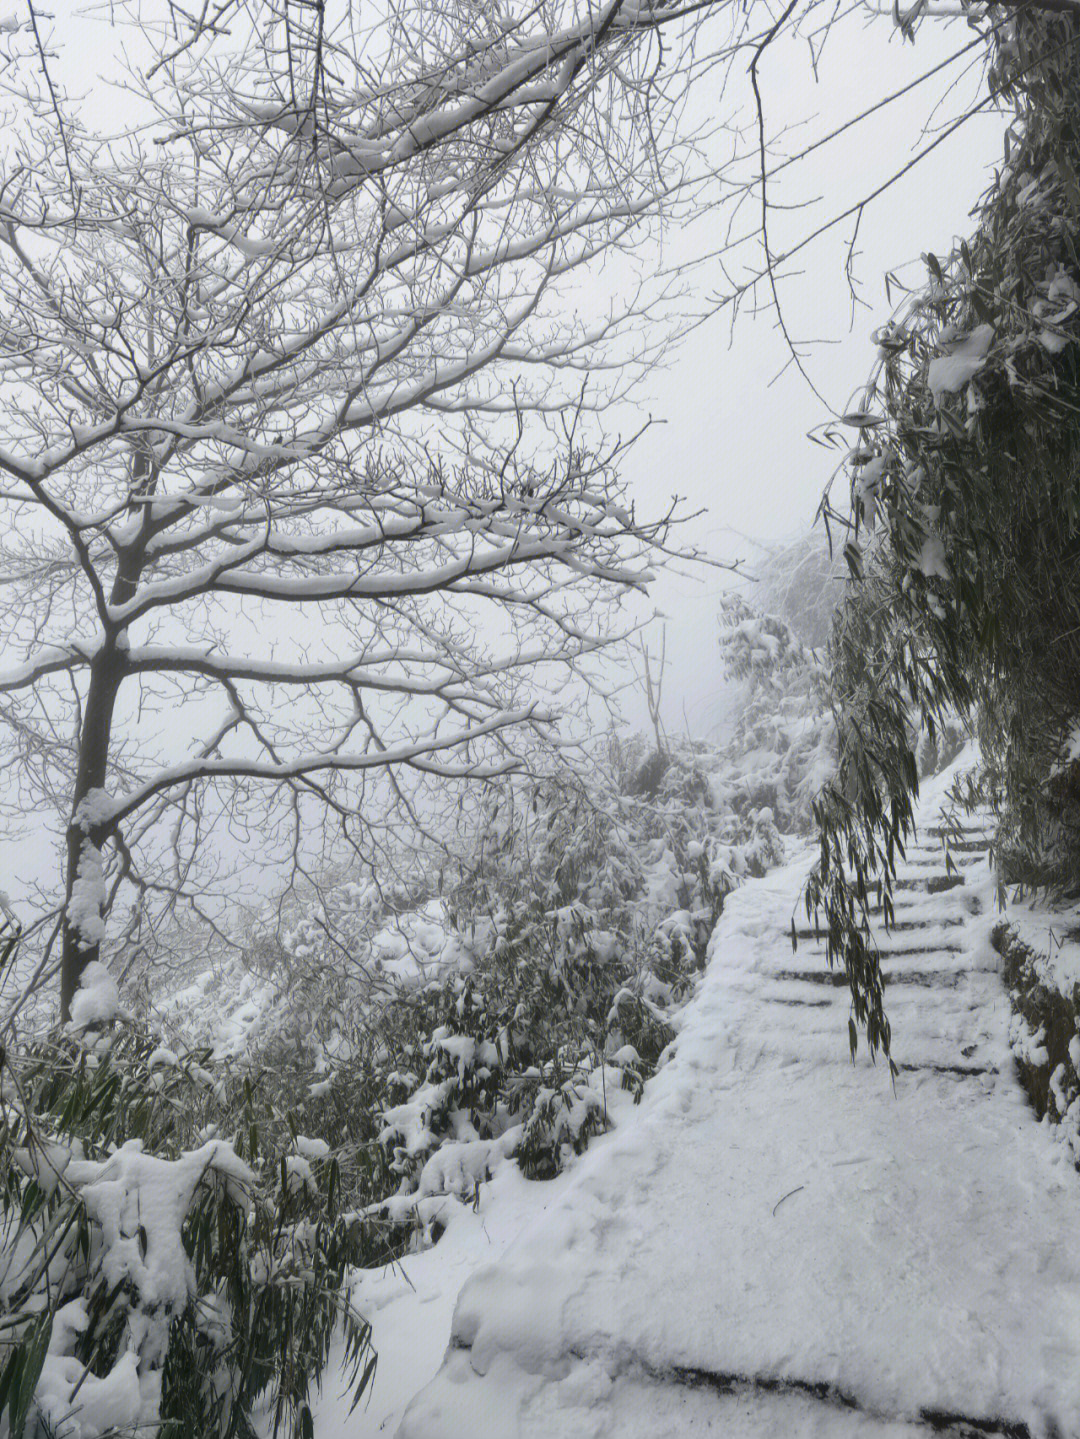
[393,761,1080,1439]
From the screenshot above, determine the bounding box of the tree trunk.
[59,645,126,1021]
[59,488,147,1021]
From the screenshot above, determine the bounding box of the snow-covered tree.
[0,0,743,1018]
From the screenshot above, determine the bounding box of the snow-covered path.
[397,776,1080,1439]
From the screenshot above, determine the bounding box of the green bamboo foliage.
[0,919,377,1439]
[810,7,1080,1061]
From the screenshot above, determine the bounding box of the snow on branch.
[99,704,549,829]
[0,0,720,1014]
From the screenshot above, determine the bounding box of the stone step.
[745,962,997,1002]
[895,1062,1000,1078]
[926,828,1000,840]
[759,993,836,1010]
[771,968,962,989]
[846,895,967,917]
[888,896,973,917]
[899,855,987,873]
[894,852,984,868]
[663,1366,1021,1433]
[895,874,966,893]
[794,941,965,961]
[729,1023,1001,1075]
[794,916,964,940]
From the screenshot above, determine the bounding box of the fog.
[608,8,1004,732]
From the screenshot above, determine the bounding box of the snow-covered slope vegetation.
[395,768,1080,1439]
[148,598,833,1242]
[0,596,833,1439]
[992,896,1080,1167]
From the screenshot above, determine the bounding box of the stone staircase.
[397,788,1080,1439]
[751,812,1000,1078]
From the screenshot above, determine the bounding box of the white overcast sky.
[605,7,1005,732]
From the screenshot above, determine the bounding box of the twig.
[749,0,833,412]
[27,3,79,216]
[772,1184,805,1215]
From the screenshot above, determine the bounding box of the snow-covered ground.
[312,1171,563,1437]
[317,762,1080,1438]
[1001,892,1080,997]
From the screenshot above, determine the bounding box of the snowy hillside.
[0,600,839,1439]
[357,761,1080,1439]
[5,620,1077,1439]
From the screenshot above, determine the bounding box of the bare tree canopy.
[0,0,750,1019]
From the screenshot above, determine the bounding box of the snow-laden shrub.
[751,532,845,650]
[993,921,1080,1165]
[147,625,833,1254]
[712,592,836,833]
[365,857,709,1217]
[362,892,691,1229]
[0,956,376,1439]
